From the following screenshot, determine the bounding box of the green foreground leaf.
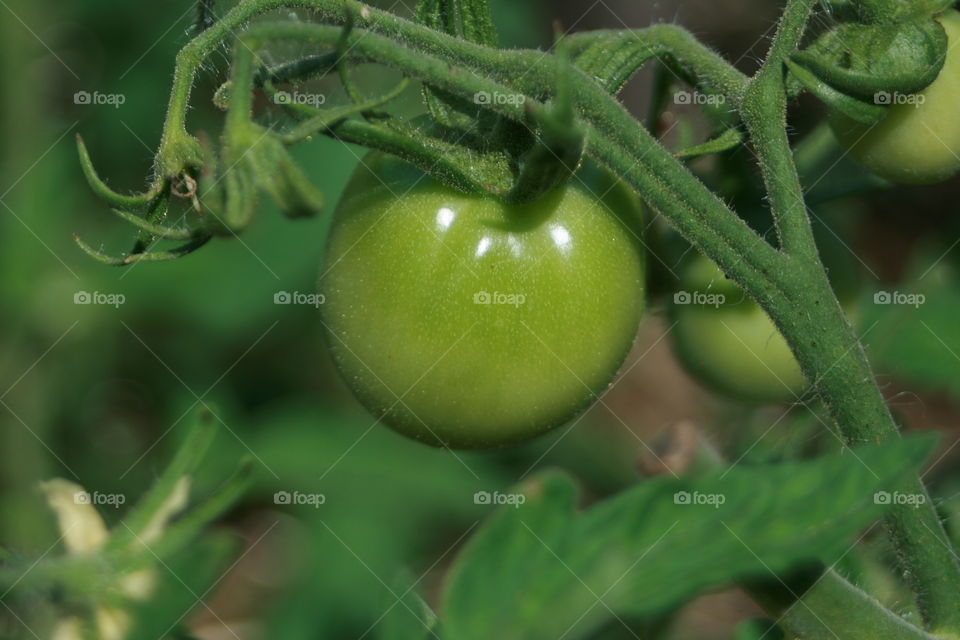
[442,436,935,640]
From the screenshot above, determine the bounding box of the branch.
[739,0,818,257]
[759,568,943,640]
[740,0,960,631]
[231,18,786,301]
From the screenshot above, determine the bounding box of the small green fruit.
[320,154,646,448]
[670,257,807,403]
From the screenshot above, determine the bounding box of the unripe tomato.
[669,257,807,403]
[319,153,646,449]
[830,11,960,184]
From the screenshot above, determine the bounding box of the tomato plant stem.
[741,0,819,257]
[757,568,944,640]
[738,0,960,631]
[774,263,960,635]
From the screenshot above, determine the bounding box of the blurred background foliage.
[1,0,959,638]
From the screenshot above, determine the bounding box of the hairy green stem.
[771,264,960,635]
[233,18,786,298]
[740,0,818,257]
[757,568,943,640]
[156,0,750,176]
[740,0,960,631]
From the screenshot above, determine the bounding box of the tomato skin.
[830,10,960,185]
[669,257,807,403]
[319,153,646,449]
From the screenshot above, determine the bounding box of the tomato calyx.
[416,0,499,132]
[826,0,956,24]
[787,7,948,124]
[826,9,960,184]
[411,0,586,204]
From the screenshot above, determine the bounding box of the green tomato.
[669,257,807,403]
[319,153,646,449]
[830,10,960,184]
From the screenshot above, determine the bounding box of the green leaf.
[76,135,161,209]
[673,126,744,159]
[273,79,410,145]
[571,32,665,95]
[442,437,935,640]
[246,134,324,220]
[415,0,498,48]
[785,59,886,125]
[416,0,499,130]
[834,0,957,23]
